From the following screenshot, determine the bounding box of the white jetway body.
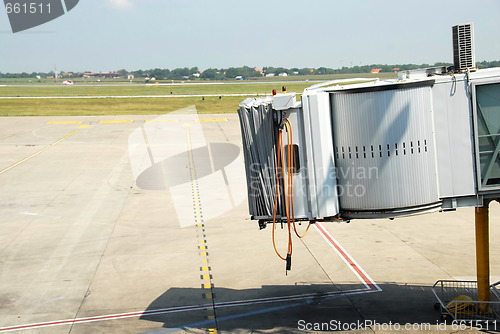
[238,67,500,222]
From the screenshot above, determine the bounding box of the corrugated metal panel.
[238,98,279,218]
[330,83,440,212]
[302,92,340,218]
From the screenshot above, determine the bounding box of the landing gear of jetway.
[475,202,491,304]
[432,200,500,322]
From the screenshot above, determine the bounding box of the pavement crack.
[381,225,455,279]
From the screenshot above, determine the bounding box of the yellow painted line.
[202,283,212,289]
[146,119,179,123]
[202,259,208,264]
[79,125,89,128]
[201,266,210,271]
[200,252,208,257]
[201,274,211,280]
[204,293,213,299]
[0,129,79,176]
[196,119,228,122]
[200,240,206,244]
[183,123,192,127]
[99,120,134,124]
[47,121,83,124]
[199,245,207,250]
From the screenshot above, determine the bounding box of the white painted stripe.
[0,224,380,332]
[0,287,375,332]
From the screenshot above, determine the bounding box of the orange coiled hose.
[272,118,311,264]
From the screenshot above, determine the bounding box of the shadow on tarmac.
[137,282,473,333]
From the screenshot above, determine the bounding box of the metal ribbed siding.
[330,82,440,212]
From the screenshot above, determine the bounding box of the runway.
[0,111,499,333]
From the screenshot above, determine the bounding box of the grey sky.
[1,0,499,73]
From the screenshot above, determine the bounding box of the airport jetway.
[239,66,500,222]
[238,23,500,305]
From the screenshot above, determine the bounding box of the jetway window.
[474,82,500,189]
[284,144,300,174]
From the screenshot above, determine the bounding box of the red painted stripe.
[0,305,208,332]
[1,224,380,333]
[314,223,380,291]
[0,287,378,332]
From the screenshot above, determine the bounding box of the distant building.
[393,68,400,72]
[278,72,288,77]
[370,68,382,73]
[265,73,275,77]
[83,72,122,78]
[127,74,135,80]
[192,73,200,78]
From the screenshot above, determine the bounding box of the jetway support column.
[475,204,490,303]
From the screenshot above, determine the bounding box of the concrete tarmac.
[0,112,499,333]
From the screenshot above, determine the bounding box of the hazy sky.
[1,0,499,73]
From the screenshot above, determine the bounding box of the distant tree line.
[1,60,500,79]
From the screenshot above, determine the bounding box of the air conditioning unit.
[452,23,476,71]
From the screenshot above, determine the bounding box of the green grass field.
[0,73,396,116]
[0,81,316,98]
[0,96,243,116]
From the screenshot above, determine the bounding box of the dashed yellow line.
[99,120,134,124]
[145,119,179,123]
[47,121,83,124]
[186,126,218,332]
[202,283,213,289]
[46,118,225,125]
[196,119,228,122]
